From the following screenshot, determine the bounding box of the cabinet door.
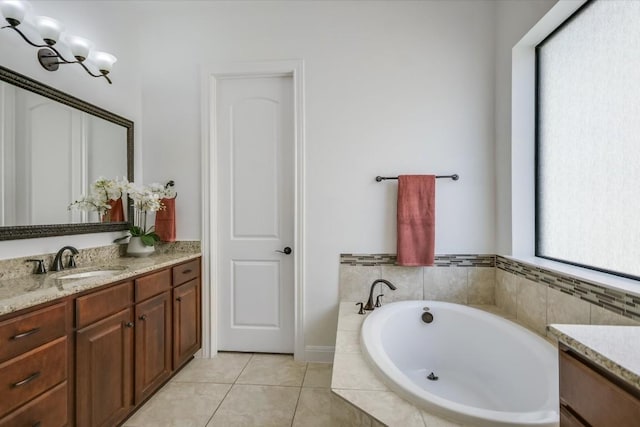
[76,308,133,427]
[173,279,201,369]
[135,291,172,404]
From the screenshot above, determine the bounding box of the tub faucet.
[364,279,397,310]
[51,246,79,271]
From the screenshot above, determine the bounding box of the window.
[536,0,640,279]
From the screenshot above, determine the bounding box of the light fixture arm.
[36,48,112,84]
[1,24,49,48]
[1,15,114,85]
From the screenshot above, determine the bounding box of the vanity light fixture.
[0,0,117,84]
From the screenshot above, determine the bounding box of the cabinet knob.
[176,296,182,302]
[139,314,147,321]
[125,322,134,328]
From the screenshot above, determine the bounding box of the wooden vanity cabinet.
[134,269,172,404]
[0,256,201,427]
[0,301,71,427]
[559,345,640,427]
[172,258,201,370]
[75,282,134,427]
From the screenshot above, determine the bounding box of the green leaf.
[140,234,156,246]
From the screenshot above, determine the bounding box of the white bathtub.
[360,301,559,427]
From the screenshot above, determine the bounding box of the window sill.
[504,255,640,299]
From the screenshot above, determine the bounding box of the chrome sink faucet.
[51,246,79,271]
[364,279,397,311]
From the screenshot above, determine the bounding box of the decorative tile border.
[497,256,640,321]
[339,253,495,267]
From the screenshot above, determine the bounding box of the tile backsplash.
[339,254,496,306]
[339,253,640,336]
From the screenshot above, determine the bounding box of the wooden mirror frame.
[0,65,133,240]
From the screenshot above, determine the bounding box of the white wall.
[494,0,558,254]
[0,0,557,352]
[136,1,498,350]
[0,1,142,258]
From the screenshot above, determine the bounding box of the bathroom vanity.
[0,253,201,427]
[550,324,640,427]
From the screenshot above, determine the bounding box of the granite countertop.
[548,324,640,391]
[0,252,201,317]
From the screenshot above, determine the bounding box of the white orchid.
[124,182,171,246]
[69,176,129,215]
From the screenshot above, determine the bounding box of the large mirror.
[0,65,133,240]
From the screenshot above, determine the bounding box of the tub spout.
[364,279,396,310]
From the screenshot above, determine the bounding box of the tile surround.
[496,256,640,322]
[336,254,640,426]
[339,253,640,329]
[340,253,495,267]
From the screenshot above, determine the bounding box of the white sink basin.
[57,268,126,280]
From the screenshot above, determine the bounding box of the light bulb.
[92,51,117,74]
[0,0,30,26]
[65,35,92,61]
[33,16,64,46]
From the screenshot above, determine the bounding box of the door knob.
[275,247,292,255]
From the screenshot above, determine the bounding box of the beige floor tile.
[172,352,252,384]
[123,382,231,427]
[292,388,333,427]
[236,353,307,386]
[207,384,300,427]
[302,362,333,388]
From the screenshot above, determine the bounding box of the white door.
[216,75,295,353]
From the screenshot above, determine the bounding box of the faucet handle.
[67,254,77,268]
[375,294,384,308]
[26,259,47,274]
[355,302,365,315]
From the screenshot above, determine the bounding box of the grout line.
[233,352,254,383]
[203,353,255,427]
[290,363,309,427]
[203,382,235,427]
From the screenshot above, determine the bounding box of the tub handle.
[355,302,365,315]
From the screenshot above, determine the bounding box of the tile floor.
[123,352,334,427]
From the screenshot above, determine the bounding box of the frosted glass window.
[537,0,640,279]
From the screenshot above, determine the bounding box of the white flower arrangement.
[123,182,174,246]
[69,177,128,216]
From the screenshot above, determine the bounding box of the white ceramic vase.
[127,236,155,257]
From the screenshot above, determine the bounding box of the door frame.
[201,60,305,361]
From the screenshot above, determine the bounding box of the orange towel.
[396,175,436,266]
[155,197,176,242]
[103,197,125,223]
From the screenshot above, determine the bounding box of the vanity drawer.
[0,336,67,418]
[172,259,200,286]
[0,302,67,363]
[135,268,171,302]
[0,381,68,427]
[559,349,640,426]
[76,281,133,328]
